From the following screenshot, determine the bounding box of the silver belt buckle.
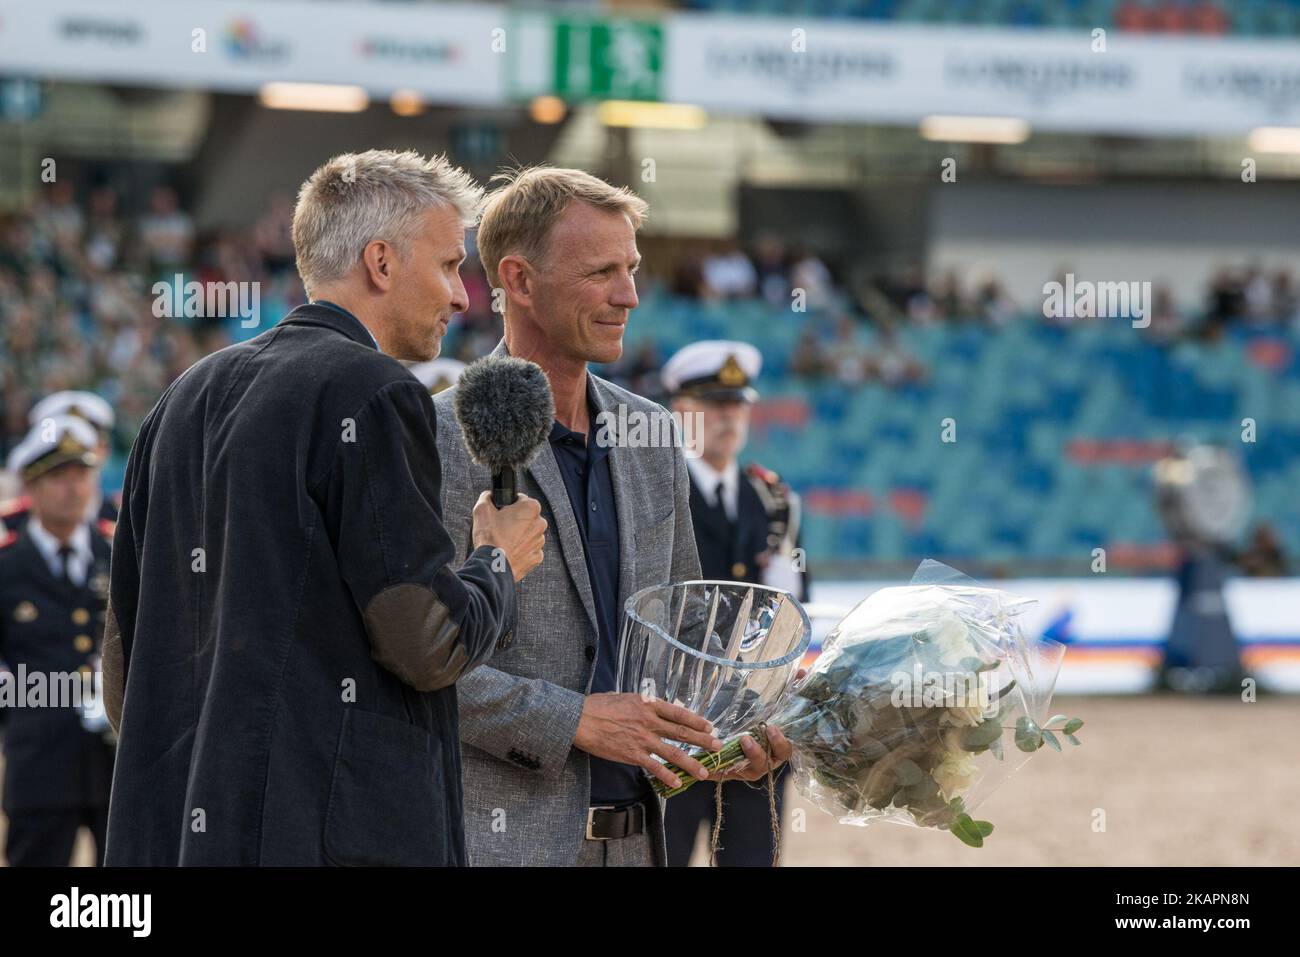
[585,805,616,841]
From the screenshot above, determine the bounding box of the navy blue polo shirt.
[548,384,647,807]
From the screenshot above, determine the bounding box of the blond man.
[433,167,790,866]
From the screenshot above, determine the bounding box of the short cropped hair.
[476,166,648,289]
[292,149,483,295]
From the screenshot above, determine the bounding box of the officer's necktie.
[713,480,734,531]
[57,545,76,588]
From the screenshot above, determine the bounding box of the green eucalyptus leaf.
[1014,716,1043,752]
[1066,733,1082,746]
[1044,714,1070,728]
[1063,718,1084,735]
[950,813,985,848]
[961,720,1003,751]
[1041,729,1062,752]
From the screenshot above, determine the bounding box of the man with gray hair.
[434,167,791,866]
[102,150,548,865]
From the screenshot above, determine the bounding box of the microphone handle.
[492,466,517,508]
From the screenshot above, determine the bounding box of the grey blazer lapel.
[489,339,601,639]
[527,444,600,638]
[591,379,639,618]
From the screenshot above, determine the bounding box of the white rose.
[928,609,975,669]
[931,752,980,800]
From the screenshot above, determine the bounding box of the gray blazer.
[433,340,702,866]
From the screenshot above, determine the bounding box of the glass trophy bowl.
[616,580,812,752]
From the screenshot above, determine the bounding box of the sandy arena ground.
[3,694,1296,867]
[763,694,1300,867]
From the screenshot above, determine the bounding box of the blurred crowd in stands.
[1,182,296,466]
[675,237,1300,334]
[3,182,1299,466]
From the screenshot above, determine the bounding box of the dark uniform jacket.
[103,302,516,866]
[0,526,115,814]
[689,476,768,586]
[687,468,809,603]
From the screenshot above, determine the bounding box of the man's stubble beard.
[394,310,444,362]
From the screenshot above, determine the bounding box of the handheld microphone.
[453,356,554,507]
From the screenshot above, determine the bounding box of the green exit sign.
[508,14,663,103]
[555,18,662,101]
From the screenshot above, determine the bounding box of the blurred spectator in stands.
[752,232,789,307]
[1206,266,1245,330]
[1243,264,1273,325]
[607,340,664,401]
[789,245,834,312]
[899,264,935,324]
[1237,523,1288,577]
[25,265,60,318]
[4,305,44,392]
[931,268,967,323]
[435,254,499,364]
[35,181,84,248]
[85,186,124,273]
[202,228,262,289]
[460,254,494,324]
[670,248,706,298]
[975,278,1016,328]
[828,316,868,386]
[1144,283,1185,343]
[138,185,194,271]
[253,191,296,274]
[867,326,928,388]
[702,240,757,300]
[1272,269,1298,327]
[790,328,827,380]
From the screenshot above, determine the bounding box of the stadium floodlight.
[1248,127,1300,154]
[919,115,1030,144]
[529,96,567,124]
[258,83,369,113]
[597,100,707,130]
[390,90,425,117]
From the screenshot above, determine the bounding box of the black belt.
[585,802,647,841]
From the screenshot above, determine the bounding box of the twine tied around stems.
[707,723,782,867]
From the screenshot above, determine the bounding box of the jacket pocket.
[322,708,451,866]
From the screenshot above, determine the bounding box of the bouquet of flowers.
[654,560,1082,847]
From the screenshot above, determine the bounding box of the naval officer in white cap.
[3,391,119,535]
[0,413,116,865]
[660,339,809,867]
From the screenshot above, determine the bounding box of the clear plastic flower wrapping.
[772,560,1068,832]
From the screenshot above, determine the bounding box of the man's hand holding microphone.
[471,490,546,581]
[454,356,557,583]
